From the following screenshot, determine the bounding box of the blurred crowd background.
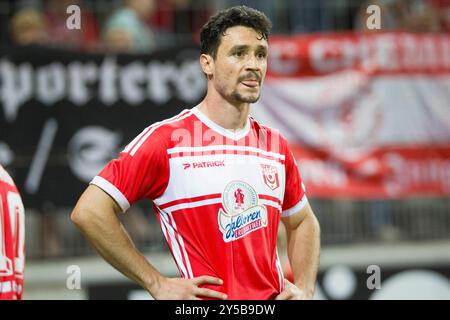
[0,0,449,300]
[1,0,449,53]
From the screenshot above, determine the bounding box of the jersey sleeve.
[90,129,169,212]
[281,141,308,217]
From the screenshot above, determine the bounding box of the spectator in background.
[354,0,409,32]
[141,0,213,48]
[223,0,279,32]
[428,0,450,31]
[103,0,156,53]
[45,0,100,51]
[431,1,450,31]
[355,0,441,32]
[406,0,440,32]
[286,0,336,33]
[170,0,213,44]
[10,7,48,46]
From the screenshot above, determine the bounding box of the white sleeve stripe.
[124,109,190,154]
[129,110,192,156]
[122,125,152,153]
[281,194,308,217]
[90,176,131,212]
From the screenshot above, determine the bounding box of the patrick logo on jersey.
[218,181,268,243]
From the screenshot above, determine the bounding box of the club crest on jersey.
[261,164,280,190]
[218,181,267,243]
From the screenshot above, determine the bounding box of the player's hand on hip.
[151,275,228,300]
[275,279,313,300]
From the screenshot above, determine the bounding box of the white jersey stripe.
[275,249,285,293]
[130,110,192,156]
[167,145,286,160]
[260,199,282,212]
[158,197,281,213]
[159,197,222,212]
[158,208,188,278]
[168,154,283,169]
[167,211,194,279]
[159,218,186,277]
[159,214,169,243]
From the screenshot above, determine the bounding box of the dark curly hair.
[200,6,272,59]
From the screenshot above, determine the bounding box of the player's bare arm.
[276,202,321,300]
[71,185,227,300]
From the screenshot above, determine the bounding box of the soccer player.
[0,165,25,300]
[71,6,320,300]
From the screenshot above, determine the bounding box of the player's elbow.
[312,213,321,237]
[71,202,94,229]
[307,210,321,234]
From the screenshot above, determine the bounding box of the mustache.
[238,72,261,83]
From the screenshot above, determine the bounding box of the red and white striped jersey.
[92,107,307,299]
[0,165,25,300]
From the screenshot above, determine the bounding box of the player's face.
[213,26,268,104]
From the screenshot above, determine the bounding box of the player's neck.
[199,92,250,131]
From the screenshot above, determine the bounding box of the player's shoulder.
[151,108,196,137]
[148,108,198,148]
[123,108,196,154]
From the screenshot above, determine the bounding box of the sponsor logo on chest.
[218,181,268,243]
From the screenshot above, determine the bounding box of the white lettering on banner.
[269,42,301,75]
[308,34,450,74]
[383,153,450,196]
[300,160,348,187]
[24,118,58,194]
[175,61,208,102]
[68,62,98,105]
[36,63,66,104]
[99,57,118,105]
[68,126,121,182]
[0,57,206,122]
[120,62,146,105]
[0,60,32,122]
[374,35,398,70]
[147,62,175,104]
[310,39,349,73]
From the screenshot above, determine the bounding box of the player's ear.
[200,54,214,77]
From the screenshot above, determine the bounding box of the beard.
[231,90,261,103]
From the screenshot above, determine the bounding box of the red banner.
[292,145,450,198]
[267,32,450,78]
[251,32,450,198]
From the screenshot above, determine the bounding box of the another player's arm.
[276,201,321,300]
[71,184,227,300]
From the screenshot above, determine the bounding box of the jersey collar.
[192,106,251,141]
